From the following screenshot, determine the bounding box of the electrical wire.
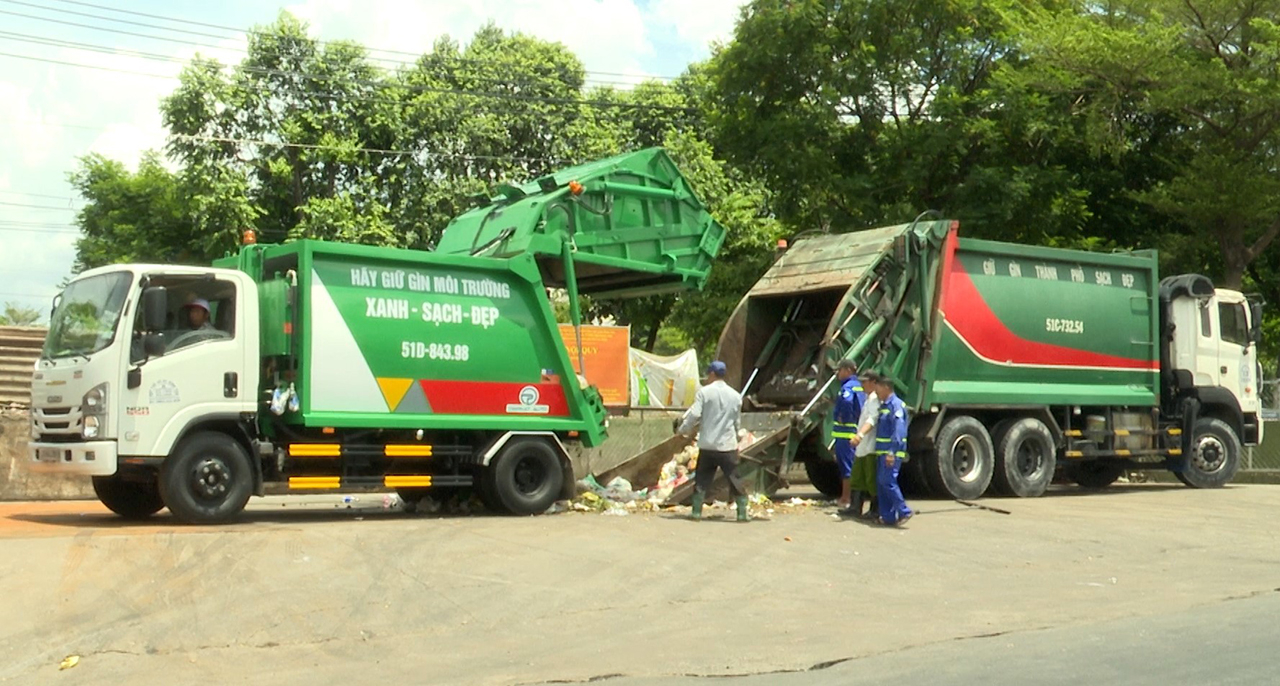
[41,0,681,80]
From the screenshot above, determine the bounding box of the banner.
[630,348,700,408]
[558,324,631,407]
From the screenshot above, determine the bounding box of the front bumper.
[27,441,118,476]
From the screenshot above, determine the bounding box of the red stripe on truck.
[938,234,1158,371]
[418,380,571,416]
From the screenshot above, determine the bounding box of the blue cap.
[185,298,210,313]
[707,360,727,377]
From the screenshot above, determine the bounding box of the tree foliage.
[0,302,41,327]
[67,5,1280,366]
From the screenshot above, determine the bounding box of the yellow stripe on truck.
[384,445,433,457]
[289,476,341,489]
[289,444,341,457]
[384,475,433,488]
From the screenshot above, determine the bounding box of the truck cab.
[29,265,258,500]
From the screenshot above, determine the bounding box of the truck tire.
[1065,461,1124,489]
[986,419,1017,495]
[992,418,1056,498]
[802,458,843,498]
[899,454,933,497]
[474,470,505,514]
[159,431,254,524]
[1177,417,1241,489]
[925,416,994,500]
[92,475,165,519]
[490,438,563,515]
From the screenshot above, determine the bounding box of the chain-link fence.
[1249,380,1280,472]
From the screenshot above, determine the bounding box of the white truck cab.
[28,265,259,481]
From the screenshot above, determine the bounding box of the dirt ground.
[1,484,1278,685]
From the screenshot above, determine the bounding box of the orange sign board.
[558,324,630,407]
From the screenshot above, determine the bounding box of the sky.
[0,0,747,322]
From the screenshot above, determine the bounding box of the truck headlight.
[81,383,108,415]
[83,415,99,439]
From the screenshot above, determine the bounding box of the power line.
[0,200,79,211]
[0,225,80,234]
[0,49,173,79]
[0,29,656,94]
[0,189,78,202]
[0,43,695,114]
[42,0,680,81]
[1,2,673,87]
[0,220,78,228]
[0,290,60,298]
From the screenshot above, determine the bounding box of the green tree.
[0,302,41,326]
[703,0,1164,249]
[1011,0,1280,288]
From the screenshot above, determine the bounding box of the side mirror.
[144,333,165,357]
[142,287,167,331]
[1250,302,1264,344]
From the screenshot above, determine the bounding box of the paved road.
[1,484,1277,685]
[611,590,1280,685]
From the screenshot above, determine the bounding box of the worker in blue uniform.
[830,359,863,512]
[867,371,913,526]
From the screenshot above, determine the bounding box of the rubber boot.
[862,497,879,520]
[690,490,705,520]
[851,491,865,519]
[735,496,750,522]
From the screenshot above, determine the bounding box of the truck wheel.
[803,458,843,498]
[159,432,254,524]
[474,468,505,513]
[490,438,563,515]
[899,454,933,497]
[986,419,1017,495]
[1065,461,1124,489]
[992,418,1056,498]
[92,475,165,519]
[1177,417,1241,489]
[925,416,994,500]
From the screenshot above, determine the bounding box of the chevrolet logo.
[47,396,62,404]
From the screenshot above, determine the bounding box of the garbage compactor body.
[698,219,1261,502]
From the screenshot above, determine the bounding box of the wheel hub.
[1016,442,1044,478]
[1194,436,1226,473]
[191,457,231,500]
[951,436,980,482]
[513,456,546,495]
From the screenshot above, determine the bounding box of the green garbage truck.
[26,148,725,522]
[681,217,1263,502]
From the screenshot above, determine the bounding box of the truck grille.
[33,406,82,442]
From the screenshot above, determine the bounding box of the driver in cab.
[183,298,216,331]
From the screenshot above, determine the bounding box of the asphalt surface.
[1,483,1277,685]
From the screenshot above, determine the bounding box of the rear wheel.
[1065,461,1124,489]
[992,418,1056,498]
[92,475,165,519]
[923,416,994,500]
[1177,417,1241,488]
[490,438,563,515]
[159,432,254,524]
[803,458,843,498]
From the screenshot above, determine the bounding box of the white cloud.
[288,0,656,80]
[644,0,743,49]
[0,0,744,312]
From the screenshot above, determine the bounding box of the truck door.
[1216,297,1257,413]
[118,272,257,458]
[1193,300,1222,388]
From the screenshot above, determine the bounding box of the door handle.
[224,372,239,398]
[1220,366,1228,374]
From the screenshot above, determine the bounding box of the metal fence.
[0,326,44,408]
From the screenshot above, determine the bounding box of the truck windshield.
[42,272,133,360]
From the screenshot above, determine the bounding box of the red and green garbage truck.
[689,217,1264,503]
[26,148,725,522]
